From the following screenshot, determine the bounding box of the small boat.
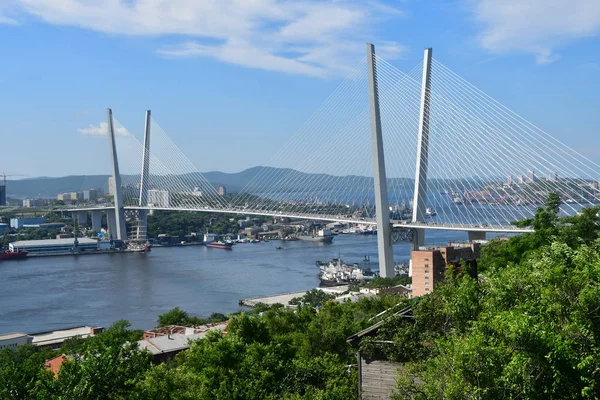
[426,208,437,217]
[0,250,28,261]
[205,241,233,249]
[275,246,283,250]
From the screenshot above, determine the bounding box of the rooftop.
[11,238,98,246]
[31,326,102,346]
[138,322,229,355]
[0,332,29,341]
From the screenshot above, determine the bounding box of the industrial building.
[31,326,104,350]
[22,198,46,208]
[0,185,5,206]
[0,332,32,350]
[10,216,47,229]
[9,238,103,255]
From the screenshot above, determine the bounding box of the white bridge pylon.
[98,43,600,277]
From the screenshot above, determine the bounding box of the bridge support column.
[107,209,117,239]
[136,110,151,241]
[107,108,127,240]
[412,48,433,224]
[367,43,394,278]
[76,211,88,226]
[411,228,425,251]
[91,210,102,233]
[467,231,486,242]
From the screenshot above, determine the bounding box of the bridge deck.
[56,205,533,233]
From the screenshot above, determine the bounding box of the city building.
[9,238,101,255]
[31,326,104,350]
[0,223,8,232]
[0,184,6,206]
[45,355,71,378]
[0,332,33,350]
[547,171,558,182]
[148,189,170,208]
[83,188,102,201]
[139,322,228,363]
[217,185,226,196]
[507,175,513,185]
[23,198,46,208]
[10,216,47,229]
[411,242,480,297]
[57,193,71,201]
[526,170,536,184]
[517,175,524,184]
[70,192,83,201]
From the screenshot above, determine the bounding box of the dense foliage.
[359,194,600,399]
[147,211,271,239]
[0,296,404,399]
[5,193,600,399]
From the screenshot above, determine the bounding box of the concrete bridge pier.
[107,209,117,239]
[137,209,148,240]
[76,211,88,226]
[91,210,102,233]
[467,231,486,242]
[411,228,425,251]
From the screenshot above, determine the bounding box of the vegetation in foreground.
[3,194,600,399]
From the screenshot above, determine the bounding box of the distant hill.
[4,167,488,199]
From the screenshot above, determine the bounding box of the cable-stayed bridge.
[65,44,600,277]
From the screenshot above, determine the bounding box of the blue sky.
[0,0,599,177]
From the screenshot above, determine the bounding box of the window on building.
[424,264,429,268]
[424,269,429,273]
[425,276,429,280]
[425,281,429,286]
[424,258,429,261]
[425,288,430,292]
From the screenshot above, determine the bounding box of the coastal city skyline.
[1,1,599,177]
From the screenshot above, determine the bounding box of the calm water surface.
[0,231,469,333]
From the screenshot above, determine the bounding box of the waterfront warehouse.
[9,238,101,255]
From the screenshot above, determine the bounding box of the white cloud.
[10,0,404,77]
[470,0,600,63]
[78,122,128,137]
[0,14,18,25]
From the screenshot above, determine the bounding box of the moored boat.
[316,257,377,286]
[298,228,334,243]
[0,250,28,260]
[205,241,233,249]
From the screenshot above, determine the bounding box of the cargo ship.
[0,250,28,260]
[204,241,233,249]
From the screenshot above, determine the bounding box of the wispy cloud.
[78,122,127,137]
[468,0,600,64]
[9,0,405,77]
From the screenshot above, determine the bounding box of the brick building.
[411,242,481,297]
